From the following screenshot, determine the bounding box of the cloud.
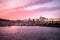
[22,0,60,10]
[0,0,8,4]
[0,0,60,19]
[0,0,32,11]
[0,0,54,11]
[33,10,60,18]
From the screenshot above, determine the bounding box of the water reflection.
[0,26,19,34]
[0,26,60,40]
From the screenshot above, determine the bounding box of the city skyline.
[0,0,60,20]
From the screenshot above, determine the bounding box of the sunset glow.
[0,0,60,20]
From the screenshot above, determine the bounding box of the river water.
[0,26,60,40]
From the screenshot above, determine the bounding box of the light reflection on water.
[0,26,20,34]
[0,26,60,34]
[0,26,60,40]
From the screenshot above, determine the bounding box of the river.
[0,26,60,40]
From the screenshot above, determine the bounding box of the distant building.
[53,18,60,21]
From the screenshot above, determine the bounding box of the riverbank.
[0,18,60,27]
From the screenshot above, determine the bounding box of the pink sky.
[0,0,60,20]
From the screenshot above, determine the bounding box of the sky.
[0,0,60,20]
